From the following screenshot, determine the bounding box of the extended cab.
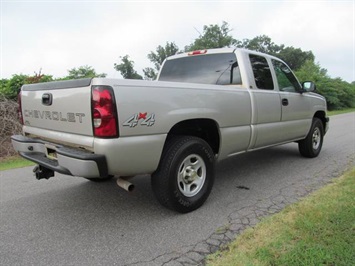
[12,48,329,212]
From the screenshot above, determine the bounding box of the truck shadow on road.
[20,144,304,218]
[4,143,306,224]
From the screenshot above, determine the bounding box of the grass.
[0,155,35,171]
[207,167,355,266]
[328,107,355,116]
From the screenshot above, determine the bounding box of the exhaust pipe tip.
[116,177,134,192]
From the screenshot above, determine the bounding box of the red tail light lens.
[91,86,118,138]
[18,92,24,125]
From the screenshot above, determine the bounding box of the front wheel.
[298,118,324,158]
[152,136,215,213]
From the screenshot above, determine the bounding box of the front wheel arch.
[298,117,324,158]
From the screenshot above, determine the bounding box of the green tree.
[114,55,143,80]
[143,67,157,80]
[328,78,355,109]
[238,35,314,70]
[1,74,28,99]
[237,35,283,54]
[294,60,327,83]
[26,71,53,84]
[185,21,237,51]
[0,72,53,100]
[0,79,9,97]
[295,60,355,110]
[143,42,180,80]
[277,47,314,70]
[65,65,106,79]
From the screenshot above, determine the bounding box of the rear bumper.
[11,135,108,178]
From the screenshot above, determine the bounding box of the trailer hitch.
[33,165,54,180]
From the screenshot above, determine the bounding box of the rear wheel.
[298,118,324,158]
[152,136,215,213]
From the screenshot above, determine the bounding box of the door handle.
[282,98,289,106]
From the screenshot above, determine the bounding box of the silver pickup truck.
[12,48,329,213]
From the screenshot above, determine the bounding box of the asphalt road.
[1,113,354,266]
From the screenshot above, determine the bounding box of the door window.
[272,60,301,92]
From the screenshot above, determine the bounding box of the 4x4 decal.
[123,113,155,127]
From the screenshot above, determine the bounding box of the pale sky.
[1,0,354,82]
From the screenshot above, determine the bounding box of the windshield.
[158,53,241,85]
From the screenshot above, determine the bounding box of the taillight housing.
[18,92,24,125]
[91,86,118,138]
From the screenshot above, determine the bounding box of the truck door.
[247,54,284,149]
[271,59,312,141]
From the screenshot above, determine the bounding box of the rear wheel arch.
[164,118,220,155]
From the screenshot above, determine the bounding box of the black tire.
[152,136,215,213]
[86,175,114,182]
[298,118,324,158]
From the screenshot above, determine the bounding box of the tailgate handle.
[42,93,53,106]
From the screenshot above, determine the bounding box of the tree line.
[1,21,354,110]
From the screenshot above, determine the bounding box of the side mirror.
[302,81,316,92]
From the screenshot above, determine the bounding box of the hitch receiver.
[33,165,55,180]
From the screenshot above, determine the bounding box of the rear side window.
[159,53,242,85]
[249,54,274,90]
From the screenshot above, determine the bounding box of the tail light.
[18,92,24,125]
[91,86,118,138]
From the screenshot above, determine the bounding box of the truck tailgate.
[21,79,93,137]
